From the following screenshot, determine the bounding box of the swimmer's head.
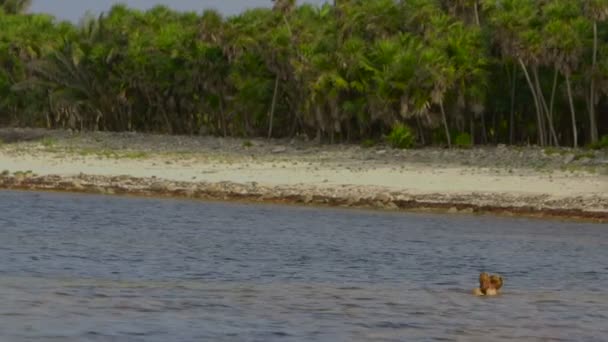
[479,272,491,290]
[490,274,503,290]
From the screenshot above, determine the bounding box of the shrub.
[573,151,595,161]
[41,137,57,147]
[387,123,415,149]
[589,135,608,150]
[431,129,447,145]
[361,139,376,148]
[454,132,472,148]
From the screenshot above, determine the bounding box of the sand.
[1,129,607,221]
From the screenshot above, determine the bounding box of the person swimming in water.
[490,274,503,294]
[473,272,503,296]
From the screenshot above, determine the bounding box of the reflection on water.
[0,190,607,341]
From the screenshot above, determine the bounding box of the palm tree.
[267,0,296,138]
[287,4,337,140]
[272,0,296,15]
[426,46,455,148]
[16,41,106,130]
[583,0,608,143]
[0,0,31,14]
[1,11,74,126]
[543,0,587,147]
[483,0,561,146]
[443,0,482,26]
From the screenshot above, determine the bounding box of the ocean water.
[1,190,607,341]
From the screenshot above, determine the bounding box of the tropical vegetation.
[1,0,607,147]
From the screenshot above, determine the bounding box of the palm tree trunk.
[158,95,173,134]
[473,0,481,26]
[416,115,426,145]
[589,21,599,143]
[95,109,103,132]
[533,67,559,146]
[268,74,280,139]
[565,73,578,148]
[219,92,227,137]
[549,68,558,120]
[470,117,474,144]
[492,110,498,144]
[518,59,545,146]
[439,100,451,148]
[481,113,488,144]
[509,66,517,144]
[289,112,299,138]
[282,15,293,36]
[473,1,481,26]
[46,90,52,129]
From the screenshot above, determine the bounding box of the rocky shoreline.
[2,128,608,170]
[1,128,607,223]
[1,173,607,222]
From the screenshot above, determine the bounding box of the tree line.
[1,0,607,147]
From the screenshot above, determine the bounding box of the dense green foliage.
[1,0,607,147]
[590,134,608,149]
[454,132,473,148]
[387,123,415,149]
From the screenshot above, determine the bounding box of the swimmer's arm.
[485,288,498,296]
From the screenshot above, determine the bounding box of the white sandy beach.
[1,129,607,219]
[1,151,606,198]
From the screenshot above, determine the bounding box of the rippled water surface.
[1,190,607,341]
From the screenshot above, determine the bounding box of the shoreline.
[2,172,607,223]
[1,129,607,223]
